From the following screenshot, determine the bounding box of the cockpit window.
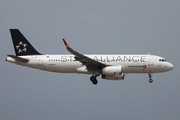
[159,59,167,62]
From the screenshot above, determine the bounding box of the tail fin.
[10,29,42,56]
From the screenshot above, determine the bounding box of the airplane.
[6,29,174,85]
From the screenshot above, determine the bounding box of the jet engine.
[102,66,125,80]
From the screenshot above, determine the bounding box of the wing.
[62,39,106,70]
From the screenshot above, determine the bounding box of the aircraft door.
[148,55,153,66]
[38,59,43,66]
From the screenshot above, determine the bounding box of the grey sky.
[1,0,179,120]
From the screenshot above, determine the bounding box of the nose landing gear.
[148,74,153,83]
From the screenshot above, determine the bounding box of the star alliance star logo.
[16,41,28,53]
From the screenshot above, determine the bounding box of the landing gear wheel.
[90,76,98,85]
[149,79,153,83]
[92,80,98,85]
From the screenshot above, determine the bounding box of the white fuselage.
[7,29,174,84]
[6,54,173,74]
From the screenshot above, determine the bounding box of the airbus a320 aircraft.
[6,29,174,85]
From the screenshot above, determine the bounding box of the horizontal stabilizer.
[7,54,29,63]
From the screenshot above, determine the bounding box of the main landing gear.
[90,75,98,85]
[148,73,153,83]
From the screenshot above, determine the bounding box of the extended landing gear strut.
[90,75,98,85]
[148,74,153,83]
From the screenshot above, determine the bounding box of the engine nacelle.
[102,65,123,75]
[102,73,125,80]
[102,66,125,80]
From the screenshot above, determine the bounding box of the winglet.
[62,38,70,49]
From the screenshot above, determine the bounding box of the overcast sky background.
[0,0,179,120]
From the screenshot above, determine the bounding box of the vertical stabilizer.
[10,29,41,56]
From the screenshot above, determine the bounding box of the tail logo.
[16,41,28,53]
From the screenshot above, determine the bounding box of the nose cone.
[167,62,174,71]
